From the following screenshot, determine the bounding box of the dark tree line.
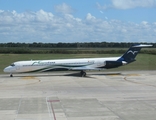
[0,42,155,54]
[0,42,155,48]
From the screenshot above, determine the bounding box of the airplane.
[3,44,152,77]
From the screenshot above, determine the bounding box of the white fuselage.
[4,57,126,74]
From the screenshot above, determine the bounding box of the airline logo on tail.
[127,50,138,55]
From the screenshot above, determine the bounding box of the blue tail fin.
[118,44,152,63]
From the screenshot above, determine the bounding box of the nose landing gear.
[10,73,13,77]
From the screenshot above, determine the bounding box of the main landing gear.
[10,73,13,77]
[80,71,86,77]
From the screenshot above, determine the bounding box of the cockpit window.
[10,63,15,66]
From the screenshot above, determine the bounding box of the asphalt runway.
[0,71,156,120]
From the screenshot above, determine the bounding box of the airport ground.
[0,71,156,120]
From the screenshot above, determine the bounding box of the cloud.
[86,13,96,20]
[141,21,148,25]
[0,10,156,43]
[54,3,74,14]
[97,0,156,10]
[36,9,54,22]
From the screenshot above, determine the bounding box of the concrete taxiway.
[0,71,156,120]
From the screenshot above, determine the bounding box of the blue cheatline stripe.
[22,63,93,73]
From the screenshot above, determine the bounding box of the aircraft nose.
[3,66,11,73]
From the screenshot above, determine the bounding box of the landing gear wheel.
[80,71,86,77]
[10,74,13,77]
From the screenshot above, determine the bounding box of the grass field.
[0,53,156,74]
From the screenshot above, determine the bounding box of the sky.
[0,0,156,43]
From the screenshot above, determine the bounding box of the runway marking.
[46,97,60,120]
[124,77,156,88]
[16,97,22,119]
[46,97,53,120]
[109,74,121,76]
[126,74,140,76]
[21,76,37,80]
[47,100,60,102]
[0,76,41,88]
[19,76,41,86]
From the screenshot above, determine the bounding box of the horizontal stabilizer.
[132,44,153,48]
